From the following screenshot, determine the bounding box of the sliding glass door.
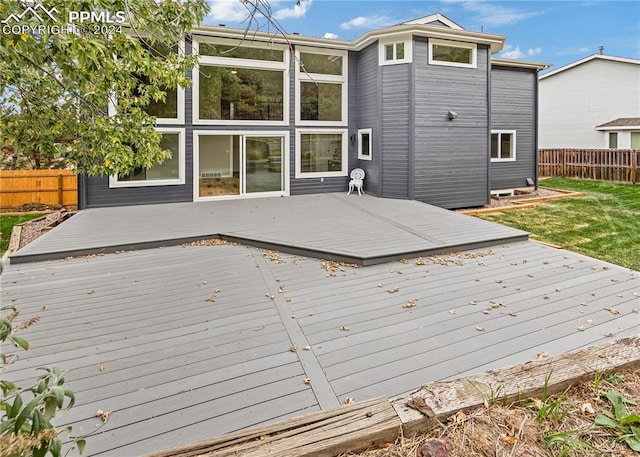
[195,132,288,199]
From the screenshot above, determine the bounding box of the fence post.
[562,149,567,178]
[58,174,63,205]
[632,150,638,185]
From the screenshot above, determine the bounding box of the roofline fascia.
[191,25,353,50]
[491,57,552,70]
[352,24,506,53]
[539,54,640,80]
[595,125,640,131]
[191,23,506,53]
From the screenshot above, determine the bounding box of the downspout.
[534,69,540,190]
[377,46,384,197]
[408,43,415,201]
[77,172,87,210]
[486,47,491,205]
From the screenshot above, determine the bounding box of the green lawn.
[0,214,46,255]
[477,178,640,271]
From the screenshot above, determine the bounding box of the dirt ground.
[343,368,640,457]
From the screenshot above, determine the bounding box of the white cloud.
[274,0,312,20]
[340,15,393,30]
[499,44,525,59]
[323,32,339,39]
[460,1,542,27]
[208,0,250,23]
[528,47,542,56]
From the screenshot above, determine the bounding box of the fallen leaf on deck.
[289,346,297,352]
[96,410,110,422]
[577,325,585,331]
[340,326,350,331]
[605,332,616,338]
[344,397,354,404]
[259,435,269,441]
[475,326,485,332]
[87,290,95,295]
[303,345,311,351]
[604,307,620,315]
[99,364,105,372]
[509,312,518,317]
[205,296,215,302]
[448,309,456,314]
[537,351,549,359]
[387,287,399,294]
[303,377,311,384]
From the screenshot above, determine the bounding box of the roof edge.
[492,57,551,70]
[539,54,640,80]
[191,23,506,53]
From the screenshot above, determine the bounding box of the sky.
[204,0,640,72]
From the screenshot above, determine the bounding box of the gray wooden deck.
[2,241,638,457]
[9,193,528,265]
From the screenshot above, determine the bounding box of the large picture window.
[429,38,476,68]
[491,130,516,162]
[110,128,185,187]
[194,38,288,125]
[296,47,347,126]
[295,129,348,178]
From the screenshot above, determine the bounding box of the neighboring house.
[80,13,548,210]
[538,54,640,149]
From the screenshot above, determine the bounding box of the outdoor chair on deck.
[347,168,365,196]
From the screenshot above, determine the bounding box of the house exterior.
[538,54,640,149]
[80,13,548,210]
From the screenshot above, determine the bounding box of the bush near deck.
[477,178,640,271]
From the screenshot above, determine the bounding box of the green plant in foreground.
[544,430,601,457]
[0,305,85,457]
[595,390,640,451]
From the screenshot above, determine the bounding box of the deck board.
[2,200,638,457]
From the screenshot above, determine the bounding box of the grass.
[477,178,640,271]
[345,368,640,457]
[0,213,46,255]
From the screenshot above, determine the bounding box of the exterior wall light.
[448,111,458,120]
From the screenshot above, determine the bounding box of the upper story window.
[379,36,412,65]
[429,38,477,68]
[194,38,289,125]
[491,130,516,162]
[296,47,348,126]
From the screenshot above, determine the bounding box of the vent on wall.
[200,171,225,178]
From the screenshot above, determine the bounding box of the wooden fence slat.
[538,148,639,184]
[0,169,77,210]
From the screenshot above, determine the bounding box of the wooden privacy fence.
[538,148,639,184]
[0,170,77,210]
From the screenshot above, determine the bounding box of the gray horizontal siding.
[490,66,538,189]
[412,38,490,209]
[356,43,381,195]
[381,64,411,199]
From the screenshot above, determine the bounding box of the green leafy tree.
[0,0,209,175]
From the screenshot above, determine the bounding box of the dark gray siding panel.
[490,66,537,189]
[412,38,489,209]
[381,64,411,199]
[355,43,381,196]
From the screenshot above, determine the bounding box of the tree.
[0,0,209,175]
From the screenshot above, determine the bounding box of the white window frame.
[193,130,290,201]
[193,38,289,126]
[491,130,516,162]
[109,127,186,187]
[379,35,413,66]
[358,128,373,161]
[429,38,477,69]
[295,46,348,127]
[295,128,348,178]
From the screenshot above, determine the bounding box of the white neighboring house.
[538,54,640,149]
